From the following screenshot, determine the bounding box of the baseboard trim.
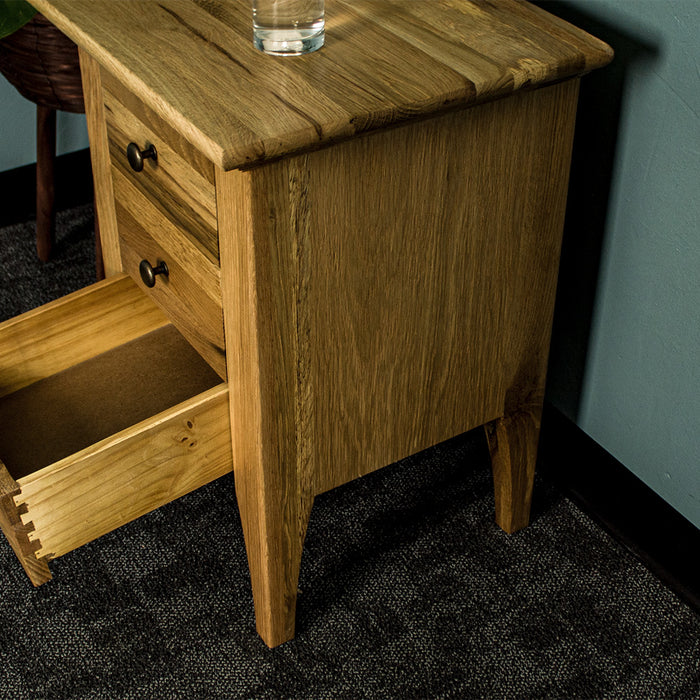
[0,148,93,228]
[539,403,700,615]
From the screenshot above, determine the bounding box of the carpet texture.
[0,204,98,321]
[1,209,699,699]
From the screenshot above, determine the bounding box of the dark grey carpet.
[1,209,700,699]
[0,205,98,321]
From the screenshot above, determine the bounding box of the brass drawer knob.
[139,259,169,288]
[126,142,157,172]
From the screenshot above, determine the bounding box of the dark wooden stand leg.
[485,404,542,534]
[36,105,56,262]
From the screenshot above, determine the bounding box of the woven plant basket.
[0,13,83,113]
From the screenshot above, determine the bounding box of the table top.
[30,0,612,171]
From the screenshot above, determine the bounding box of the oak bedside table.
[0,0,612,647]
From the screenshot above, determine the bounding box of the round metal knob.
[126,142,157,172]
[139,259,169,288]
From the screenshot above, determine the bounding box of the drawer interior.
[0,324,221,481]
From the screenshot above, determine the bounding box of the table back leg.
[486,404,542,534]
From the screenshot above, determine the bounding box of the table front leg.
[235,469,313,647]
[217,166,315,648]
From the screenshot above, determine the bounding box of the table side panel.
[243,80,580,496]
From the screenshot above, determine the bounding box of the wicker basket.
[0,13,84,113]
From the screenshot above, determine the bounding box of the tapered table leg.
[236,480,313,647]
[217,166,315,648]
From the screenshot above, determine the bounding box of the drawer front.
[0,276,231,580]
[11,383,230,562]
[102,68,219,261]
[116,196,227,378]
[102,70,226,378]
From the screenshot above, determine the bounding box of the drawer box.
[102,69,226,378]
[0,275,231,585]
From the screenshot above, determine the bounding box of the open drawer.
[0,275,231,585]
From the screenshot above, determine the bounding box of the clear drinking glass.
[253,0,324,56]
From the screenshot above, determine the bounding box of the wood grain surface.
[251,79,579,496]
[79,48,121,275]
[217,166,315,648]
[0,275,168,398]
[15,385,231,560]
[103,70,219,260]
[117,200,227,379]
[214,79,579,646]
[0,461,51,586]
[29,0,612,170]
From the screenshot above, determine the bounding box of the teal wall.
[0,76,88,171]
[0,2,698,527]
[545,0,700,528]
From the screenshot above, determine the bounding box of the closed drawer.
[102,69,226,378]
[0,275,231,585]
